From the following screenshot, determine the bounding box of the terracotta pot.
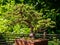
[14,38,48,45]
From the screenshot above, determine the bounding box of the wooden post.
[43,31,46,39]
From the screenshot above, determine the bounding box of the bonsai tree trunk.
[29,26,34,39]
[25,20,34,39]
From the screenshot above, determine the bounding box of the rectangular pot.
[14,38,48,45]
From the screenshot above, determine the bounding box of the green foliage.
[36,18,55,30]
[0,0,59,34]
[13,23,30,34]
[0,17,9,33]
[2,3,55,34]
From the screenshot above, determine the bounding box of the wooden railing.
[0,33,60,45]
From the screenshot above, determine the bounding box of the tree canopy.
[0,0,60,34]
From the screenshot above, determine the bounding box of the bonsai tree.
[4,3,56,39]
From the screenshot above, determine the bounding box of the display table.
[14,38,48,45]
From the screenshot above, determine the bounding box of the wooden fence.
[0,33,60,45]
